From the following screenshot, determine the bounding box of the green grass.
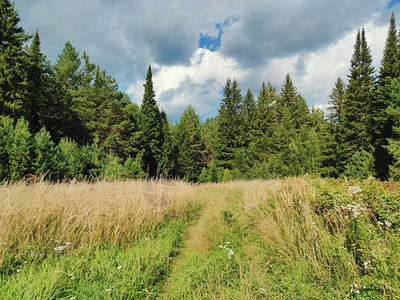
[1,178,400,299]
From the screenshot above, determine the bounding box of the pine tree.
[32,127,55,176]
[373,13,400,179]
[256,82,277,138]
[214,78,244,169]
[328,77,346,126]
[25,31,51,133]
[0,0,30,121]
[175,105,204,182]
[241,89,257,145]
[140,65,164,177]
[277,74,308,129]
[8,118,33,180]
[338,28,375,173]
[50,42,85,141]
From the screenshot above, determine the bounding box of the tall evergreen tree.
[327,77,346,176]
[25,31,50,133]
[338,28,375,173]
[214,78,244,169]
[175,105,204,182]
[328,77,346,126]
[256,82,277,138]
[277,74,308,129]
[140,65,164,177]
[373,13,399,178]
[0,0,30,121]
[241,89,257,146]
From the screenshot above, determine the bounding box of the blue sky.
[14,0,400,120]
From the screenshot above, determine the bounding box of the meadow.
[0,177,400,299]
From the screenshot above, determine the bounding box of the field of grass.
[1,177,400,299]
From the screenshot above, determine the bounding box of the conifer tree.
[242,89,257,146]
[328,77,346,126]
[338,28,375,173]
[32,127,55,176]
[0,0,30,121]
[25,31,51,133]
[373,13,399,178]
[277,74,308,129]
[256,82,277,138]
[214,78,244,169]
[175,105,204,182]
[140,65,164,177]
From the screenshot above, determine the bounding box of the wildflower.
[259,288,266,293]
[117,266,122,270]
[16,269,20,273]
[54,246,67,251]
[363,261,371,270]
[377,221,383,226]
[219,242,234,259]
[2,242,7,245]
[348,186,362,196]
[65,241,71,246]
[385,220,392,228]
[106,289,112,292]
[342,203,366,218]
[69,297,76,300]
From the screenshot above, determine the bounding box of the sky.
[14,0,400,120]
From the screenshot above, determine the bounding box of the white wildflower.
[106,288,112,292]
[259,288,266,293]
[2,242,7,245]
[342,203,366,218]
[69,297,76,300]
[377,221,384,226]
[363,261,371,270]
[54,245,67,251]
[65,241,71,246]
[16,269,20,273]
[117,266,122,270]
[348,186,362,196]
[385,220,392,228]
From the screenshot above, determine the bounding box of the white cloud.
[127,48,249,119]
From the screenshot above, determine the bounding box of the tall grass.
[0,180,196,266]
[1,177,399,299]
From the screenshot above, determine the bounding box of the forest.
[1,0,400,183]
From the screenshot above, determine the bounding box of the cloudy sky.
[14,0,400,120]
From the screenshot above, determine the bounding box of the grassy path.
[2,179,400,298]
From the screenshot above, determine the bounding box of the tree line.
[1,0,400,182]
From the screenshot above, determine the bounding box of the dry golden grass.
[0,179,196,262]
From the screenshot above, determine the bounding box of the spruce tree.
[140,65,164,177]
[328,77,346,126]
[373,13,399,178]
[0,0,30,121]
[175,105,204,182]
[25,31,50,133]
[256,82,277,138]
[277,74,308,129]
[242,89,257,146]
[214,78,244,169]
[338,28,375,173]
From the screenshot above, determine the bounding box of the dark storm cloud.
[219,0,388,67]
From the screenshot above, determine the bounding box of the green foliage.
[0,0,30,121]
[140,65,164,177]
[55,138,87,180]
[175,105,204,182]
[338,28,375,173]
[32,128,55,176]
[8,119,33,180]
[214,79,244,169]
[373,14,400,179]
[343,150,375,180]
[222,169,233,182]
